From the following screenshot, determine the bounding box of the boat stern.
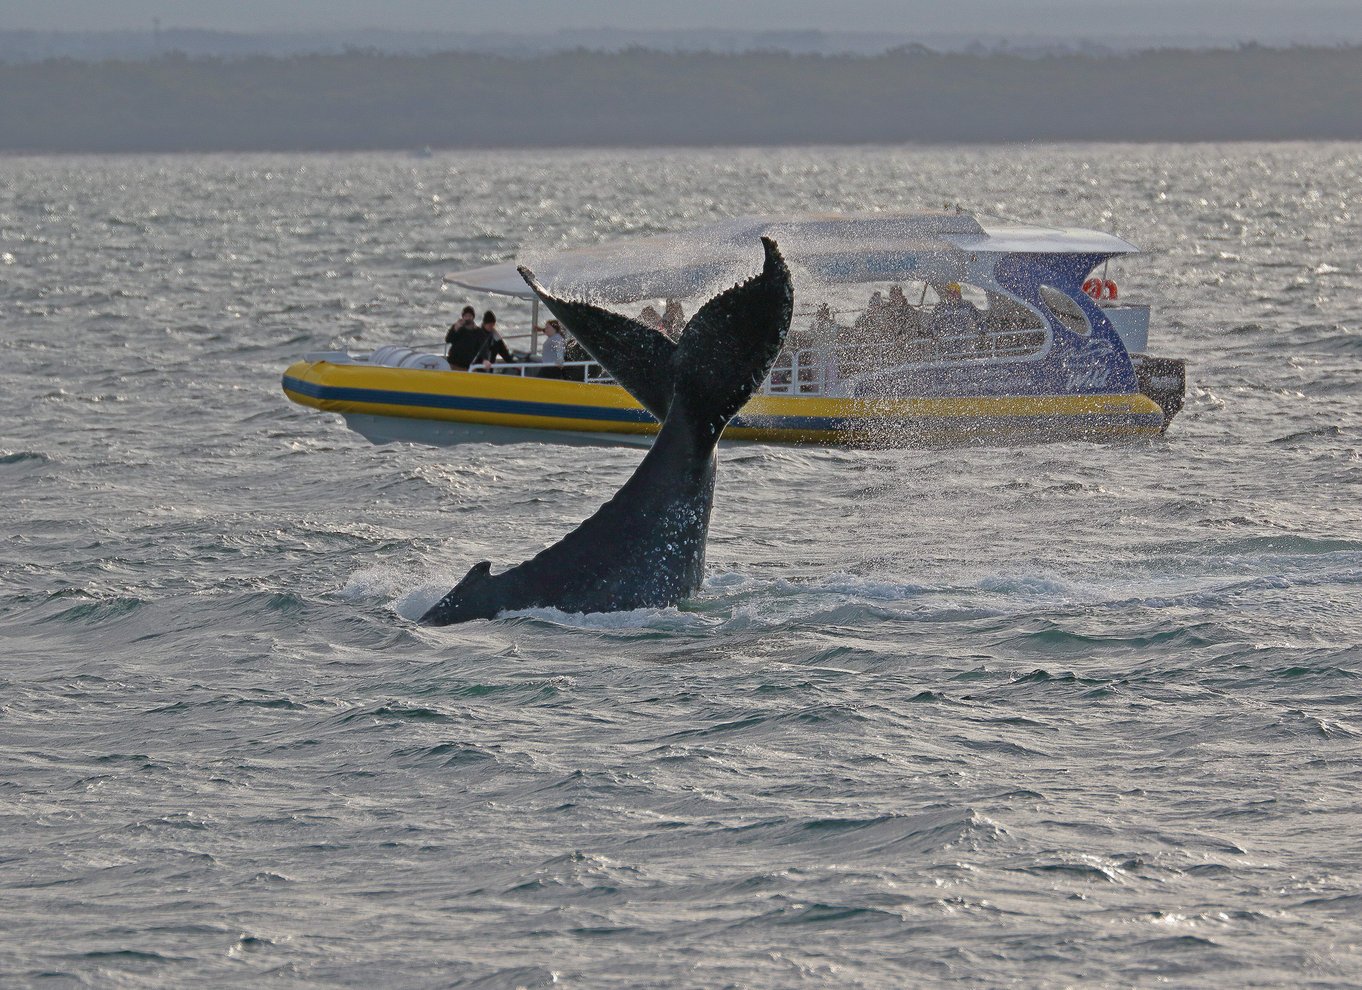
[1131,355,1187,430]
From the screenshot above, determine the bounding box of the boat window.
[763,280,1050,395]
[1038,285,1092,335]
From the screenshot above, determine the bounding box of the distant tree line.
[2,45,1360,152]
[0,27,1256,63]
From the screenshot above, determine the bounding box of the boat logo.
[1060,338,1115,391]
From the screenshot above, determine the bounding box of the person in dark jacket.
[445,306,476,344]
[446,306,492,370]
[482,311,513,365]
[445,306,480,368]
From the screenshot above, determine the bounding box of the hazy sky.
[4,0,1360,40]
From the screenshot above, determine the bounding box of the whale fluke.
[420,237,793,626]
[517,265,677,419]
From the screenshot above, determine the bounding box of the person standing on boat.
[808,303,839,342]
[887,284,923,334]
[445,305,477,363]
[482,311,513,366]
[807,303,842,390]
[451,305,477,332]
[536,319,567,378]
[446,308,496,371]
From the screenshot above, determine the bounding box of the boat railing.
[377,311,1051,401]
[761,323,1048,396]
[762,348,837,396]
[466,323,1049,399]
[470,359,614,384]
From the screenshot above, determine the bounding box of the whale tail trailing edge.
[520,236,793,434]
[671,236,793,438]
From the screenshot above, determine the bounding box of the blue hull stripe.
[282,375,656,425]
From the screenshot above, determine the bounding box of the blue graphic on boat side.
[853,252,1138,400]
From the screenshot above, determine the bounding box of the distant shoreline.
[2,138,1360,160]
[4,46,1360,153]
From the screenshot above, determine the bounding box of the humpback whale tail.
[419,238,793,626]
[518,236,792,427]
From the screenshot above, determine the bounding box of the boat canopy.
[444,211,1141,303]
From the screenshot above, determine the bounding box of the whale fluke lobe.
[673,237,793,438]
[419,238,793,626]
[518,265,678,420]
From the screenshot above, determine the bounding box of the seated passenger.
[928,283,983,340]
[808,302,838,343]
[536,319,566,378]
[639,305,664,329]
[882,283,922,341]
[885,284,911,323]
[854,291,891,337]
[984,293,1036,331]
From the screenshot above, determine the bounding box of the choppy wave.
[3,144,1362,988]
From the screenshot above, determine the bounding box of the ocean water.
[2,143,1361,988]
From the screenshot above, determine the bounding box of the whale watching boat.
[281,211,1186,447]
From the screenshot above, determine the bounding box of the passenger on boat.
[885,284,911,323]
[444,305,476,354]
[984,292,1037,331]
[886,283,925,340]
[808,302,839,342]
[855,291,891,336]
[928,283,983,341]
[445,307,490,371]
[835,302,871,371]
[536,319,566,378]
[482,311,513,366]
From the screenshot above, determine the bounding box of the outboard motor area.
[1131,355,1186,428]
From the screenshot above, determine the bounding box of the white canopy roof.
[444,211,1140,303]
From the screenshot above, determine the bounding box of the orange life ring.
[1082,278,1104,300]
[1103,279,1118,301]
